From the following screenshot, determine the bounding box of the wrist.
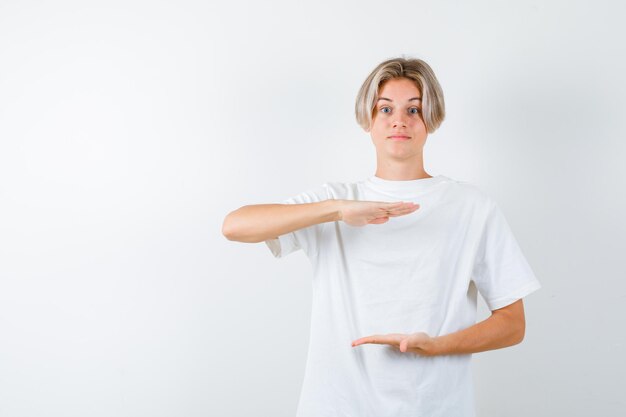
[325,199,343,222]
[428,336,446,356]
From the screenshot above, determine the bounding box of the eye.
[409,107,421,114]
[380,106,391,114]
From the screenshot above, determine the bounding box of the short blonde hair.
[355,56,446,133]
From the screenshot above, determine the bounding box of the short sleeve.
[471,198,542,311]
[264,184,329,259]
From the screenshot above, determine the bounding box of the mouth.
[388,135,411,141]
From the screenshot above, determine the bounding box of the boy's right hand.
[337,200,420,226]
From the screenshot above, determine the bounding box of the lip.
[388,135,411,140]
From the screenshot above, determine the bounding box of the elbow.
[493,310,526,347]
[222,207,259,242]
[512,320,526,345]
[222,224,234,241]
[222,210,240,241]
[493,299,527,347]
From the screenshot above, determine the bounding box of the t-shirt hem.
[265,235,287,258]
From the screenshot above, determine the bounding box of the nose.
[392,116,407,128]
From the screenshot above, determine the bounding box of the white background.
[1,0,625,416]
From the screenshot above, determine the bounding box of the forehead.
[377,78,421,101]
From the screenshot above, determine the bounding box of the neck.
[374,157,431,181]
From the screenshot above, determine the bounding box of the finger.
[384,202,419,211]
[352,338,371,346]
[383,201,417,208]
[378,204,415,214]
[387,205,419,215]
[352,335,382,346]
[388,210,418,218]
[382,205,419,217]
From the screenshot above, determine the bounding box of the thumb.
[399,337,409,352]
[369,217,389,224]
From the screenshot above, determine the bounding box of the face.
[366,77,428,162]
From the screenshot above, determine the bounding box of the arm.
[222,200,343,243]
[223,198,420,243]
[430,298,526,355]
[350,299,527,355]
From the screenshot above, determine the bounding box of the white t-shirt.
[265,174,541,417]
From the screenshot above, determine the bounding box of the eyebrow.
[376,97,422,102]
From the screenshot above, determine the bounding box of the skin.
[332,77,429,227]
[366,77,431,181]
[350,77,526,356]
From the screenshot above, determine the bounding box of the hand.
[351,332,437,356]
[338,200,419,226]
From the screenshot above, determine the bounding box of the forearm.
[430,312,524,356]
[222,199,343,243]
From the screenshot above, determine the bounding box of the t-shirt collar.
[365,174,448,197]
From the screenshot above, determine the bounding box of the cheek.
[411,117,427,130]
[369,120,382,135]
[373,125,386,139]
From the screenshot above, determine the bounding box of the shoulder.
[285,180,354,202]
[440,176,496,210]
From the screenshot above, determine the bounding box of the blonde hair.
[355,56,445,133]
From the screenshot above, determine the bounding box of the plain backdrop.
[1,0,625,416]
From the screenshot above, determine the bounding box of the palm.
[340,200,419,226]
[351,331,435,356]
